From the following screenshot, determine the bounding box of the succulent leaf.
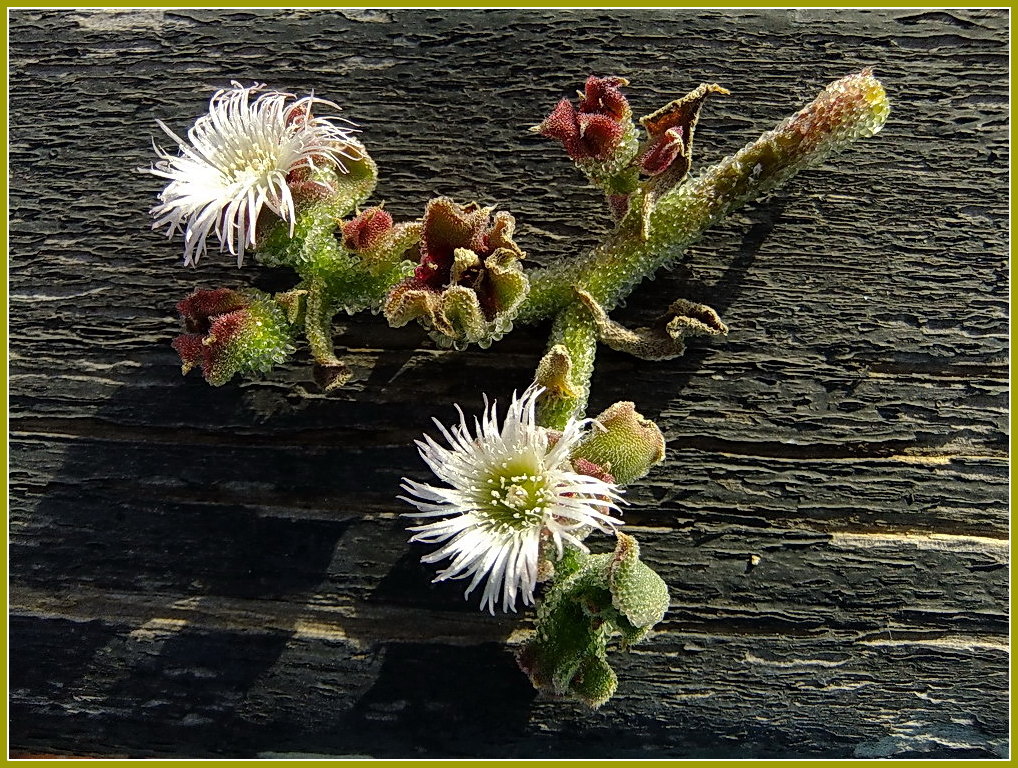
[607,533,670,629]
[516,533,670,708]
[575,287,727,362]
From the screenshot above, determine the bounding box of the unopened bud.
[171,288,294,386]
[572,401,665,485]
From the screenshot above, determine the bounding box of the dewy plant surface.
[144,71,889,708]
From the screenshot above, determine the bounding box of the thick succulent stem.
[520,71,889,324]
[536,303,599,429]
[304,275,352,390]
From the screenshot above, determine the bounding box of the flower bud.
[176,288,248,333]
[342,206,394,253]
[171,288,294,386]
[535,76,634,163]
[571,401,665,485]
[516,533,669,708]
[534,76,639,184]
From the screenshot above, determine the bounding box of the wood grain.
[9,8,1008,758]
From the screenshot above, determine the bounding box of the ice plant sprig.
[525,70,890,427]
[517,533,670,708]
[401,388,670,705]
[401,385,624,614]
[147,82,362,267]
[146,71,889,707]
[149,73,887,396]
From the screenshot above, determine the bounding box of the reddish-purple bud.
[536,76,633,163]
[173,289,253,380]
[538,99,581,143]
[342,206,394,252]
[172,308,250,382]
[206,310,248,351]
[578,75,630,121]
[177,288,248,334]
[170,333,207,375]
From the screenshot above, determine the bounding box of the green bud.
[572,401,666,485]
[534,344,578,400]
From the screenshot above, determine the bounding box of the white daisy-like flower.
[401,385,624,614]
[146,82,361,267]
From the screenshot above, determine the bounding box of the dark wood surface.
[9,8,1009,759]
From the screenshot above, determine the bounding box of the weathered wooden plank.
[7,346,1008,456]
[11,431,1009,541]
[11,502,1008,635]
[9,7,1008,759]
[10,611,1008,759]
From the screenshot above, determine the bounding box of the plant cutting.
[145,70,889,707]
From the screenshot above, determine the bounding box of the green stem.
[536,303,599,429]
[304,275,339,365]
[304,275,355,391]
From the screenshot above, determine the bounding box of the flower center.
[228,149,279,186]
[480,457,551,532]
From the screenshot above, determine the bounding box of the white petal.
[144,83,359,266]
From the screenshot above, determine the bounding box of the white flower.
[401,385,624,614]
[146,82,360,267]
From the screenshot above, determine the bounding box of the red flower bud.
[342,206,394,252]
[578,75,630,121]
[536,99,583,157]
[535,76,633,163]
[170,333,207,376]
[171,288,293,386]
[176,288,247,334]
